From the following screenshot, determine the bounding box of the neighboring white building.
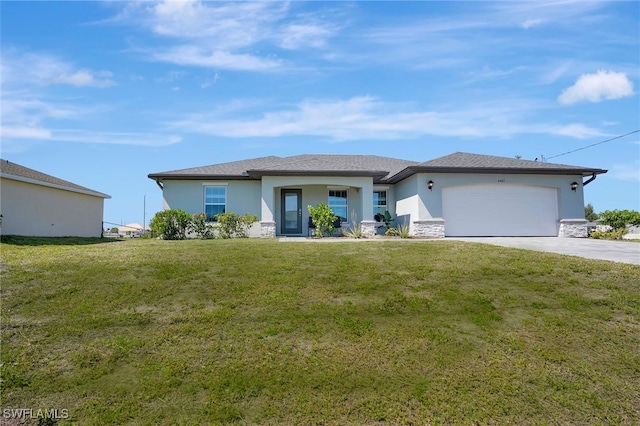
[116,223,149,237]
[0,159,110,237]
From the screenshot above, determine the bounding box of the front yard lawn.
[1,238,639,425]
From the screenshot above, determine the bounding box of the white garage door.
[442,184,558,237]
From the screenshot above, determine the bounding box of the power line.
[546,129,639,160]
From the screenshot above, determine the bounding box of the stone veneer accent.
[360,220,376,238]
[558,219,588,238]
[413,219,445,238]
[260,221,276,238]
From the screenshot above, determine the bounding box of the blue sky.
[2,1,639,227]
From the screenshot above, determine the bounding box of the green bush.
[385,227,399,237]
[149,209,191,240]
[308,203,336,238]
[188,213,215,239]
[214,212,258,238]
[598,209,640,230]
[590,228,628,240]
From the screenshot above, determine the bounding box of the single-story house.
[0,159,110,237]
[147,152,607,238]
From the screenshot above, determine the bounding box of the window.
[204,186,226,221]
[328,189,348,223]
[373,190,387,217]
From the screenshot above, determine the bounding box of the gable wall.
[0,178,105,237]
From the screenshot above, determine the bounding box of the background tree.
[598,209,640,230]
[584,204,599,221]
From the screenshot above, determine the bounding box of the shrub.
[343,210,364,238]
[215,212,259,238]
[590,228,628,240]
[308,203,336,238]
[188,213,216,239]
[397,220,411,238]
[598,209,640,230]
[385,227,399,237]
[150,209,191,240]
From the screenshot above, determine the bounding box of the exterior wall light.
[571,182,578,192]
[428,180,434,191]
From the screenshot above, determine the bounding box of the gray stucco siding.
[162,180,262,217]
[413,173,586,220]
[273,184,365,235]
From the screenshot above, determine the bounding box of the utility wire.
[546,129,639,160]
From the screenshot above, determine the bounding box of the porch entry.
[281,189,302,235]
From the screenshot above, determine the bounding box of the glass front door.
[281,189,302,235]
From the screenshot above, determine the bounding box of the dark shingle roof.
[0,159,110,198]
[387,152,607,182]
[148,152,607,184]
[148,156,283,179]
[149,154,418,182]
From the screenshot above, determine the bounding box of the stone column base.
[413,219,445,238]
[260,221,276,238]
[360,220,376,238]
[558,219,588,238]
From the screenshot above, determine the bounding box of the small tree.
[150,209,191,240]
[110,227,119,234]
[308,203,336,237]
[584,204,599,221]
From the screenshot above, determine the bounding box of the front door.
[281,189,302,235]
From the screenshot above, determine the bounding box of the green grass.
[1,238,639,425]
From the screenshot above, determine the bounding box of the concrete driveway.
[450,237,640,265]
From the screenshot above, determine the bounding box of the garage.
[442,184,558,237]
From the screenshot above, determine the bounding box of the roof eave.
[388,166,607,182]
[147,174,256,181]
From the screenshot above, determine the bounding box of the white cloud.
[1,90,178,147]
[0,125,181,147]
[278,23,333,50]
[166,96,597,141]
[54,70,115,88]
[151,45,281,71]
[521,19,543,29]
[553,123,607,139]
[2,51,115,88]
[112,1,337,70]
[50,130,182,146]
[558,70,635,105]
[611,161,640,181]
[0,126,52,140]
